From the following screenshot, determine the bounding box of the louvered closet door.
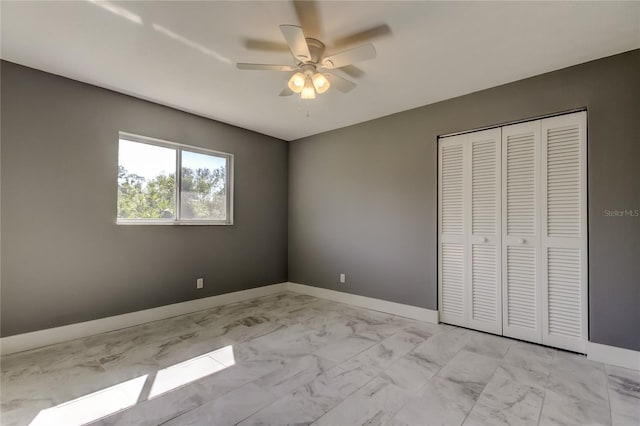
[439,134,467,327]
[541,112,587,352]
[501,121,542,343]
[467,129,502,334]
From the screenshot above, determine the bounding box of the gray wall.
[1,61,288,337]
[289,50,640,351]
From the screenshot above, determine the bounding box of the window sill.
[116,220,233,226]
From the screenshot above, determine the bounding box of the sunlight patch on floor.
[30,375,147,426]
[29,345,235,425]
[149,347,233,398]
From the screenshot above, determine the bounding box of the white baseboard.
[587,342,640,371]
[0,281,437,357]
[5,280,636,371]
[285,282,439,324]
[286,283,639,371]
[0,283,288,356]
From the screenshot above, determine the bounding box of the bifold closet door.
[440,111,587,352]
[439,134,467,327]
[541,112,587,353]
[439,129,501,332]
[467,129,502,334]
[501,121,542,343]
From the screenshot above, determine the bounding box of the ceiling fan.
[236,24,378,99]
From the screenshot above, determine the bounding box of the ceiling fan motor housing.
[304,38,325,64]
[299,64,316,77]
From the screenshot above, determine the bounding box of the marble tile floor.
[1,292,638,426]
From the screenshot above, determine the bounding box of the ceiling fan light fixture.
[312,73,330,94]
[300,76,316,100]
[287,72,305,93]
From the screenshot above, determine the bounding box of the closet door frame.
[437,110,588,354]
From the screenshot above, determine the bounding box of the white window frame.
[117,132,234,226]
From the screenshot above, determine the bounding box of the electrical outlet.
[196,278,204,289]
[339,273,346,284]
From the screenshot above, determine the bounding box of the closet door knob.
[519,238,526,244]
[481,237,488,243]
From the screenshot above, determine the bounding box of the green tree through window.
[118,165,175,219]
[117,136,231,223]
[180,166,226,220]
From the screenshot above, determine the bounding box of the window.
[117,133,233,225]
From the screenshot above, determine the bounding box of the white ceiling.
[2,1,639,141]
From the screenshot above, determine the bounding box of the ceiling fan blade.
[280,25,311,62]
[236,63,295,71]
[243,38,289,53]
[332,24,391,49]
[339,65,365,78]
[279,87,294,97]
[321,44,376,69]
[293,0,322,38]
[324,72,357,93]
